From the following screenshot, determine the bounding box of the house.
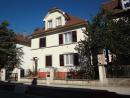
[15,34,32,76]
[30,7,87,79]
[102,0,130,65]
[102,0,130,16]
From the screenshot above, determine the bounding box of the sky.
[0,0,108,35]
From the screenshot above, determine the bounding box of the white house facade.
[16,34,32,76]
[31,8,87,79]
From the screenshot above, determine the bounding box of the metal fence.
[6,72,18,81]
[106,65,130,78]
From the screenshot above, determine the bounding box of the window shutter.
[39,37,46,48]
[44,37,46,47]
[46,56,52,67]
[74,53,79,66]
[72,31,77,42]
[60,54,64,66]
[59,34,63,44]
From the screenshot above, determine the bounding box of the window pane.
[65,55,69,65]
[69,54,73,64]
[64,54,74,66]
[64,32,72,44]
[56,17,62,26]
[64,33,68,43]
[68,32,72,43]
[48,20,52,28]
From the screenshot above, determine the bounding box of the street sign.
[121,0,130,10]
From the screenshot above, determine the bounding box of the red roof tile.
[32,13,87,37]
[102,0,121,10]
[15,34,30,46]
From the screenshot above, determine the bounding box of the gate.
[106,65,130,78]
[6,71,18,81]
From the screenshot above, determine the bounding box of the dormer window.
[56,17,62,27]
[47,20,52,29]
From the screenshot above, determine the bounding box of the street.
[0,90,49,98]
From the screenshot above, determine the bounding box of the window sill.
[63,65,74,67]
[45,66,52,68]
[59,42,77,46]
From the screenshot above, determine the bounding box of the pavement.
[22,82,130,95]
[39,84,130,95]
[0,81,130,98]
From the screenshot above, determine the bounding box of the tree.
[104,13,130,64]
[75,35,96,79]
[75,8,130,79]
[76,7,130,77]
[75,9,108,79]
[0,21,23,72]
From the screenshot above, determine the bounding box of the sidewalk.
[7,78,130,95]
[40,84,130,95]
[22,81,130,95]
[0,81,130,98]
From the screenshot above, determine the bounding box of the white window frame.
[64,54,74,66]
[56,17,62,26]
[63,32,72,44]
[47,20,52,29]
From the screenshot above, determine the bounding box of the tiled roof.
[15,34,31,46]
[102,0,121,10]
[32,9,87,38]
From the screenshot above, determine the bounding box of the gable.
[44,10,66,30]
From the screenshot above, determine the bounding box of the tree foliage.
[75,8,130,79]
[0,21,23,70]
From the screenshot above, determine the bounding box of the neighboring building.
[15,34,32,76]
[30,7,87,79]
[102,0,130,16]
[102,0,130,64]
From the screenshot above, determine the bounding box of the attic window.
[47,20,52,29]
[56,17,62,26]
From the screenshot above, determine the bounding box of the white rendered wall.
[16,44,32,75]
[31,28,85,72]
[44,11,66,30]
[31,28,85,49]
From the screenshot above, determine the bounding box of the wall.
[16,44,32,75]
[44,11,66,30]
[31,27,85,74]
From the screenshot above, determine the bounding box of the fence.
[106,65,130,78]
[6,72,18,81]
[54,67,99,80]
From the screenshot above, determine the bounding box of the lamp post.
[33,57,39,76]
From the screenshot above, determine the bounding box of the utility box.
[46,72,50,85]
[1,68,6,81]
[46,68,54,85]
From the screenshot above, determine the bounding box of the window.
[39,37,46,48]
[64,54,73,66]
[59,53,79,66]
[56,17,62,26]
[59,31,77,45]
[47,20,52,29]
[45,55,52,67]
[64,32,72,44]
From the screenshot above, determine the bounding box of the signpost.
[121,0,130,10]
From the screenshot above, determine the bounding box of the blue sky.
[0,0,108,35]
